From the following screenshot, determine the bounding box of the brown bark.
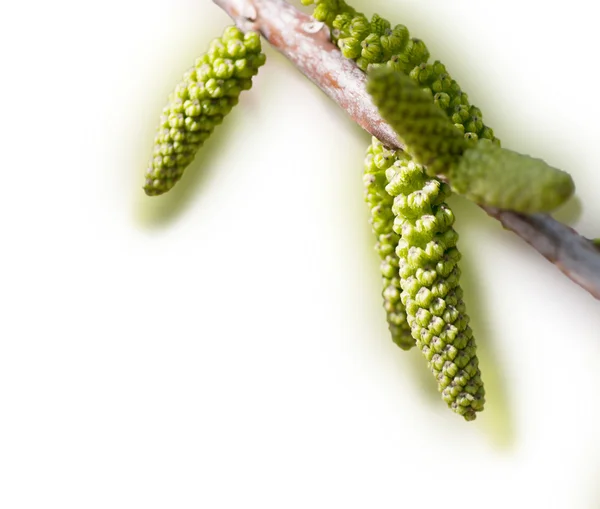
[214,0,600,300]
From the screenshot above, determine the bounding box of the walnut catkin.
[144,26,265,196]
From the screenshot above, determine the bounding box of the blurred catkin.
[452,141,575,213]
[144,26,265,196]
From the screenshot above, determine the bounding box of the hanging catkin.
[384,149,486,421]
[144,26,266,196]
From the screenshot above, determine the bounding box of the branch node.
[242,4,257,22]
[302,21,325,34]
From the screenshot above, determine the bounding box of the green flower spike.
[385,156,485,421]
[367,67,466,175]
[451,140,575,213]
[364,140,415,350]
[304,0,573,419]
[144,26,266,196]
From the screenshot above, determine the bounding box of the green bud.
[404,38,430,68]
[309,0,356,26]
[332,12,354,41]
[361,33,384,62]
[349,15,370,37]
[370,14,391,36]
[338,37,362,60]
[434,92,451,110]
[451,105,470,124]
[385,54,410,75]
[479,126,495,141]
[409,63,433,85]
[381,24,409,58]
[243,31,262,53]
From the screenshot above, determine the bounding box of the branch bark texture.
[214,0,600,300]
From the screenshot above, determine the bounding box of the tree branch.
[213,0,600,300]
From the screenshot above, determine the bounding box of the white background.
[2,0,600,507]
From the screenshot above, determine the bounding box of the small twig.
[482,208,600,298]
[213,0,600,300]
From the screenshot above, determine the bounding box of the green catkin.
[364,142,415,350]
[384,146,485,421]
[144,26,266,196]
[367,68,575,212]
[452,141,575,213]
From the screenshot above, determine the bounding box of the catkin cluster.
[383,141,485,421]
[141,2,577,423]
[145,26,266,196]
[305,0,575,419]
[305,0,486,419]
